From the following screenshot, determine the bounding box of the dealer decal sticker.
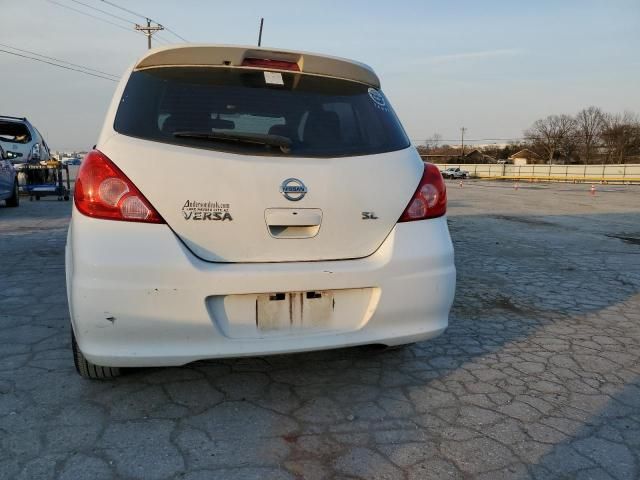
[181,200,233,221]
[368,88,389,111]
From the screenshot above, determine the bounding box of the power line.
[0,48,117,82]
[68,0,133,23]
[100,0,150,21]
[99,0,188,42]
[150,35,169,45]
[46,0,141,35]
[0,42,118,79]
[46,0,169,45]
[48,0,184,47]
[154,35,171,45]
[162,26,188,43]
[68,0,171,44]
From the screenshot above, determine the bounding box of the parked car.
[66,45,456,378]
[62,157,82,166]
[0,116,51,164]
[0,144,19,207]
[441,167,469,179]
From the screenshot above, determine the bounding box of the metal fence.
[435,164,640,183]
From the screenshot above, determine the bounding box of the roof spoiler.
[0,115,27,121]
[133,44,380,88]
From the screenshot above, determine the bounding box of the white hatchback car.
[66,45,456,379]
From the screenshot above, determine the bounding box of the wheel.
[64,195,69,201]
[71,331,121,379]
[6,181,19,207]
[35,195,40,201]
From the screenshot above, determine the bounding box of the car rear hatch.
[102,47,423,263]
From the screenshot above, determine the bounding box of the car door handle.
[265,208,322,239]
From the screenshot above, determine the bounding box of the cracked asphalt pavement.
[1,181,639,479]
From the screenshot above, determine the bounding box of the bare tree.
[601,112,640,163]
[575,106,604,163]
[424,133,443,151]
[525,114,576,164]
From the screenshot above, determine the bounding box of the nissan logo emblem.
[280,178,307,201]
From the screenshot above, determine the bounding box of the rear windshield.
[113,67,410,157]
[0,121,31,144]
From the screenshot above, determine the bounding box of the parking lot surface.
[1,181,639,480]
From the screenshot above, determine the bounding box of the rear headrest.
[268,124,291,138]
[269,125,298,142]
[162,111,212,134]
[303,111,341,146]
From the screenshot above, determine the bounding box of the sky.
[2,0,639,150]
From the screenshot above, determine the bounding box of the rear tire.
[6,181,19,207]
[72,331,121,379]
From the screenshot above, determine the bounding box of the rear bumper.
[66,211,456,367]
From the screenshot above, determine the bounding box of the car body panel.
[66,210,455,366]
[100,134,423,262]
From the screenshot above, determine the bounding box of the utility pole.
[258,18,264,46]
[135,18,164,49]
[460,127,467,157]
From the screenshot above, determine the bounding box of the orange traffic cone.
[590,184,596,196]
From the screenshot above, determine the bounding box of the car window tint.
[322,102,361,145]
[114,67,409,157]
[0,121,32,144]
[217,113,285,135]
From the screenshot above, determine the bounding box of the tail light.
[74,150,164,223]
[241,58,300,71]
[398,163,447,222]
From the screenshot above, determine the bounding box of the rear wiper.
[173,131,292,153]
